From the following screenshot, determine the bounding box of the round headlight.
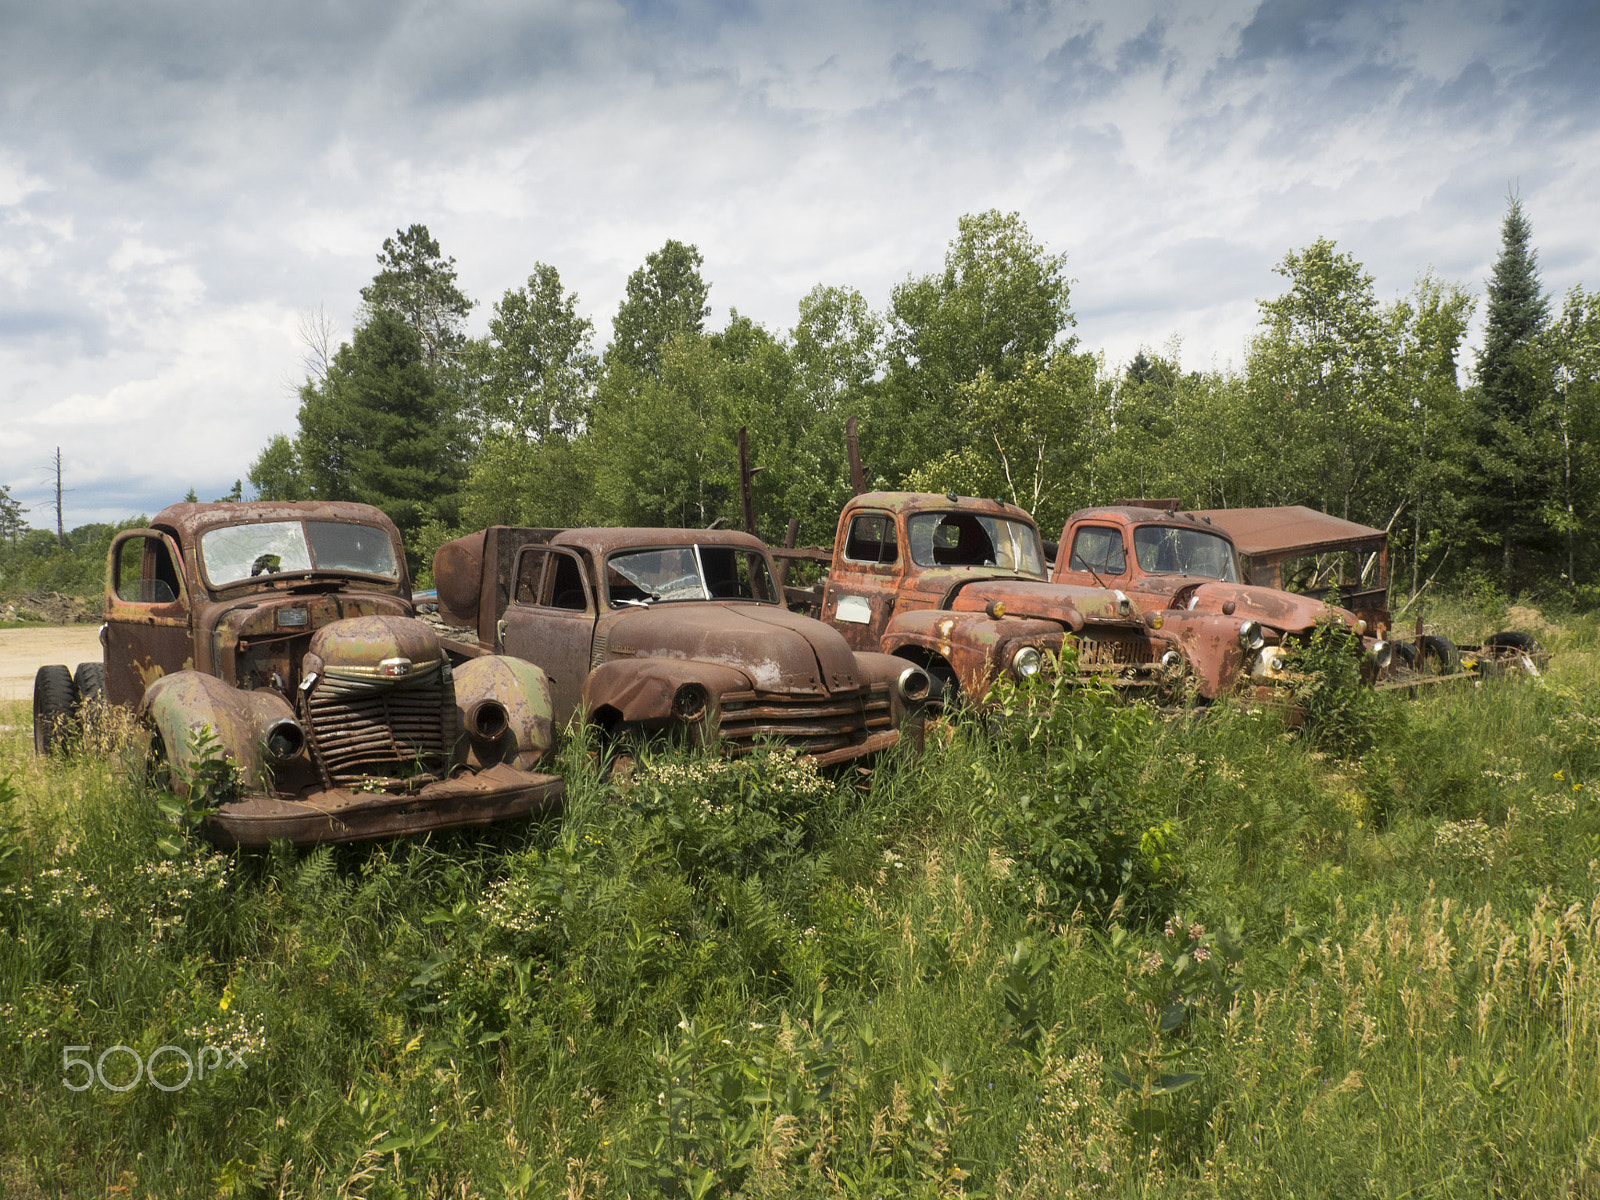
[1238,619,1265,652]
[1159,649,1184,672]
[1367,640,1394,670]
[1356,619,1367,635]
[1145,611,1164,630]
[672,683,709,721]
[1010,646,1043,677]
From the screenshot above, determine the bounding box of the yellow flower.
[1555,771,1564,781]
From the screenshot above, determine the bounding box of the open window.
[110,531,185,605]
[512,547,593,612]
[843,513,898,565]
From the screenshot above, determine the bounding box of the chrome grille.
[717,688,873,756]
[304,661,455,788]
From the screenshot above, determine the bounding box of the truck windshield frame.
[1131,524,1239,581]
[604,544,779,607]
[200,520,402,589]
[906,512,1045,577]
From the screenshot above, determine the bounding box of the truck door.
[500,546,595,725]
[820,510,899,653]
[103,529,193,707]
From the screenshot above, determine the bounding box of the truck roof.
[150,500,401,544]
[1187,506,1385,557]
[846,491,1034,521]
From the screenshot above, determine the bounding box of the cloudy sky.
[2,0,1595,527]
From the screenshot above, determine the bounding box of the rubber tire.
[1391,642,1417,669]
[1418,634,1459,675]
[1485,630,1540,653]
[73,661,106,705]
[33,664,79,756]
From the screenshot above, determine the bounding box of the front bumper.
[200,763,565,847]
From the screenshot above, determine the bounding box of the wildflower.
[1193,947,1210,963]
[1188,922,1204,940]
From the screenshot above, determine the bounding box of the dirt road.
[0,627,104,702]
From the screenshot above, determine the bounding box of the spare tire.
[33,664,78,756]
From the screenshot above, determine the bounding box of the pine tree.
[1470,194,1552,584]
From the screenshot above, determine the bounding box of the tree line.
[4,200,1594,605]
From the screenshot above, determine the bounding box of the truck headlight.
[1010,646,1043,677]
[1250,646,1289,679]
[1159,649,1184,672]
[897,665,933,703]
[1366,640,1394,670]
[672,683,709,721]
[1238,620,1265,652]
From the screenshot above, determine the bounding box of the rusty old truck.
[32,501,565,847]
[1052,502,1399,687]
[429,525,930,764]
[771,492,1258,703]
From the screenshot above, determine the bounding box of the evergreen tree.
[360,224,474,373]
[295,311,464,547]
[1470,195,1552,584]
[1476,196,1549,423]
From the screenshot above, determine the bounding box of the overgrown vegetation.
[3,600,1597,1197]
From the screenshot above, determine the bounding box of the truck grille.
[303,662,456,788]
[717,686,879,757]
[1077,634,1157,668]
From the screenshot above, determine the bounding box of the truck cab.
[1054,503,1389,683]
[802,493,1199,701]
[35,501,565,847]
[431,525,928,766]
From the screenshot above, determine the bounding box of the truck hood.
[601,603,863,695]
[1152,578,1355,635]
[947,578,1146,630]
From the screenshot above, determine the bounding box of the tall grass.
[1,605,1597,1197]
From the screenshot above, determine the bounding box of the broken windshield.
[907,512,1045,576]
[604,545,777,607]
[200,520,401,588]
[1131,525,1239,581]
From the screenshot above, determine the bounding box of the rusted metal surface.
[433,525,926,764]
[66,501,565,847]
[800,492,1203,700]
[1186,505,1391,630]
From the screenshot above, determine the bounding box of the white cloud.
[1,0,1596,523]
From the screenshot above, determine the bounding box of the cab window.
[115,534,182,604]
[1069,526,1127,575]
[843,514,898,564]
[514,548,590,611]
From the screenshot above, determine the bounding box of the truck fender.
[141,672,298,795]
[882,610,1065,695]
[452,655,557,771]
[583,656,751,729]
[1161,612,1249,700]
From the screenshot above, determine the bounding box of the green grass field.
[2,604,1598,1198]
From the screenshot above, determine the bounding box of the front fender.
[452,655,556,770]
[142,672,295,795]
[884,610,1066,695]
[1161,611,1248,700]
[583,656,751,727]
